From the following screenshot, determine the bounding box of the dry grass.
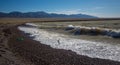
[36,20,120,29]
[0,18,120,24]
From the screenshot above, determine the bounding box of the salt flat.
[18,24,120,62]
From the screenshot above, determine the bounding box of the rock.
[65,27,74,31]
[101,30,110,35]
[111,32,120,38]
[88,29,99,35]
[65,25,75,31]
[74,29,81,35]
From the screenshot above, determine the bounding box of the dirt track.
[0,23,120,65]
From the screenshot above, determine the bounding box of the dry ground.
[0,18,120,65]
[0,18,120,24]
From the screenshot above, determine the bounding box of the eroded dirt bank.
[0,24,32,65]
[0,23,120,65]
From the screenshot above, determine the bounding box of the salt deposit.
[18,24,120,62]
[68,25,74,28]
[25,23,38,27]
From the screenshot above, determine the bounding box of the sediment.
[0,23,120,65]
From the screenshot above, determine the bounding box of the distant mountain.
[0,11,98,18]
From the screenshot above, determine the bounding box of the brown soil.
[0,23,120,65]
[0,24,32,65]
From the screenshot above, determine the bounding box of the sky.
[0,0,120,18]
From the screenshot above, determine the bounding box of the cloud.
[49,9,103,17]
[49,6,120,17]
[49,9,81,15]
[49,6,104,15]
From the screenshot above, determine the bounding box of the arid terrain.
[0,18,120,65]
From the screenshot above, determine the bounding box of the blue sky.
[0,0,120,18]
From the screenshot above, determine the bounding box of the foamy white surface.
[68,25,120,32]
[25,23,38,27]
[18,26,120,62]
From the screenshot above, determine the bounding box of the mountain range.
[0,11,97,18]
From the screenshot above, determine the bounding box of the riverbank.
[0,23,120,65]
[6,24,120,65]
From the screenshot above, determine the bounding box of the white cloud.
[49,7,104,15]
[49,9,81,15]
[49,9,103,17]
[49,7,120,18]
